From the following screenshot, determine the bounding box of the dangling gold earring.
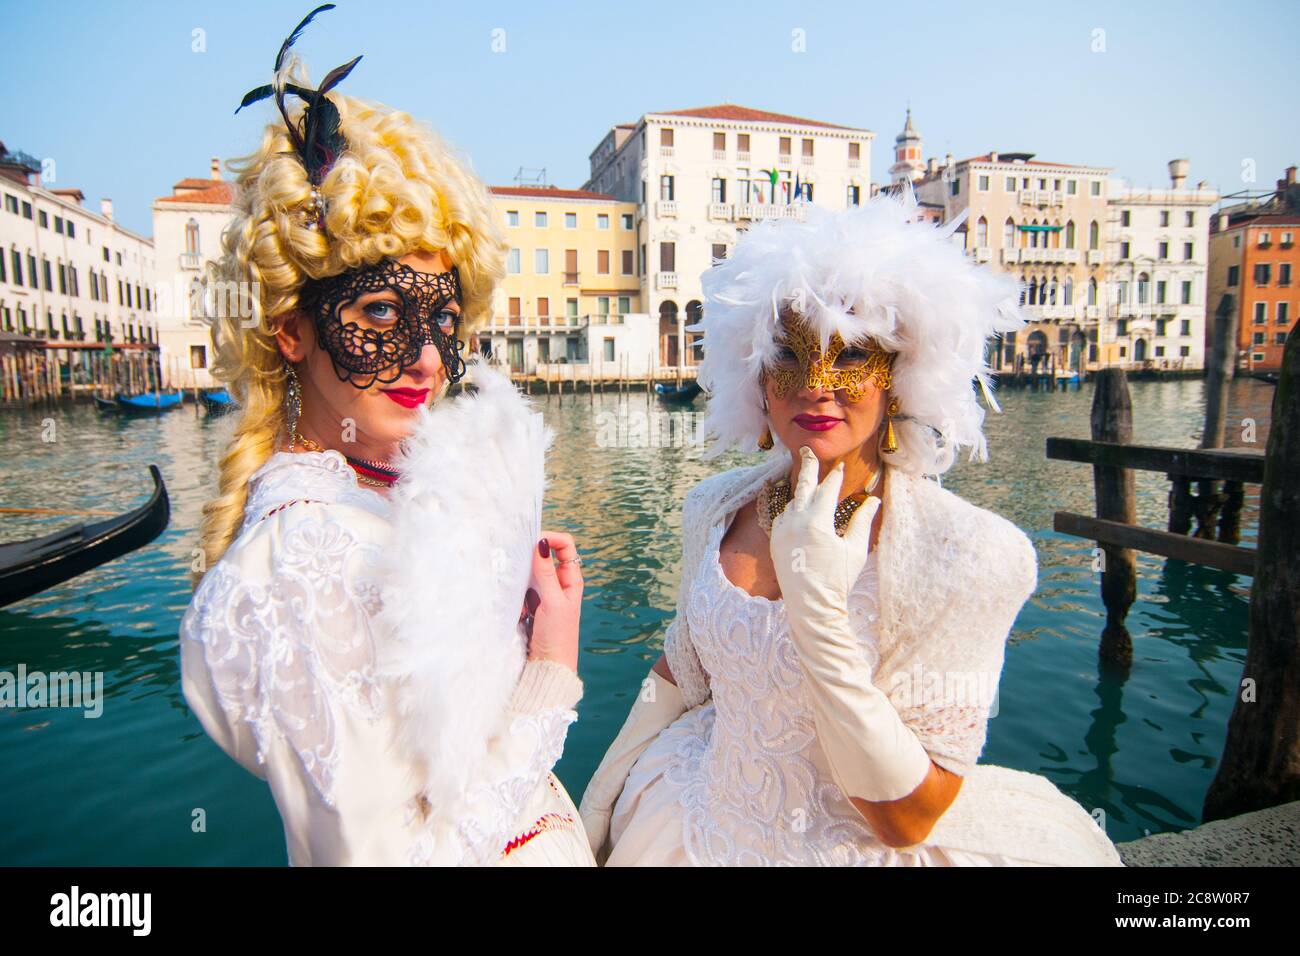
[758,380,774,450]
[759,426,774,451]
[880,395,901,455]
[286,363,304,451]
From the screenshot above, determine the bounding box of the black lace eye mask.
[299,259,466,389]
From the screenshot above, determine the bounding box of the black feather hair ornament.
[235,3,362,229]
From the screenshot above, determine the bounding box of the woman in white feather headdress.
[579,189,1124,866]
[179,8,593,866]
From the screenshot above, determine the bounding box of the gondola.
[200,388,235,414]
[0,466,170,608]
[95,391,184,414]
[654,380,702,404]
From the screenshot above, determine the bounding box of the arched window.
[1003,218,1015,249]
[1027,277,1039,305]
[976,216,988,247]
[1089,220,1100,250]
[184,219,200,256]
[1065,220,1076,249]
[1137,272,1150,305]
[1088,277,1098,305]
[1063,276,1074,305]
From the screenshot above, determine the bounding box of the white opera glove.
[769,446,933,804]
[578,669,685,863]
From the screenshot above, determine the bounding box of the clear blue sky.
[2,0,1296,237]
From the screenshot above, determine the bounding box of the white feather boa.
[372,356,553,813]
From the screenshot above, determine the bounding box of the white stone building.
[1,141,157,380]
[1105,160,1219,371]
[584,105,874,373]
[151,160,235,388]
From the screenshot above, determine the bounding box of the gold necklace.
[756,466,882,537]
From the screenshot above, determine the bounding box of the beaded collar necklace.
[289,429,400,488]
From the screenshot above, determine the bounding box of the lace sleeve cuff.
[509,660,583,714]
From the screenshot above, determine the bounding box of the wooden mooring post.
[1203,324,1300,822]
[1048,368,1266,664]
[1091,369,1138,667]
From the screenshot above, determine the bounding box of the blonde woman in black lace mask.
[181,7,592,866]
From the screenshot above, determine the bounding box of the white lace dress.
[181,360,595,867]
[606,501,1120,866]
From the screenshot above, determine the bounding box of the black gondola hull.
[0,466,170,608]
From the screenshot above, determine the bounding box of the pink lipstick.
[793,413,842,432]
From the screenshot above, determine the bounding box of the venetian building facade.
[1,142,157,370]
[1105,160,1218,371]
[584,105,873,373]
[151,159,235,388]
[486,185,652,377]
[905,150,1113,373]
[1207,165,1299,373]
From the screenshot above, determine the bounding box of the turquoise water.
[0,377,1273,864]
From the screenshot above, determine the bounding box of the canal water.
[0,376,1275,864]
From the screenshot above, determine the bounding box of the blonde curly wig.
[193,56,507,585]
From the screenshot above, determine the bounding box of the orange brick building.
[1207,166,1299,371]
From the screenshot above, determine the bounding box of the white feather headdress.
[689,188,1026,476]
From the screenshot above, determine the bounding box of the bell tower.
[889,108,925,184]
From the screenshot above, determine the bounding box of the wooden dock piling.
[1203,324,1300,822]
[1091,368,1138,667]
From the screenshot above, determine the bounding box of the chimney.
[1168,158,1189,190]
[101,198,114,221]
[1217,213,1229,232]
[1287,166,1296,185]
[927,157,938,175]
[945,152,954,168]
[210,157,221,180]
[990,150,999,163]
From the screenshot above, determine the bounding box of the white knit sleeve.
[889,516,1038,777]
[663,480,712,708]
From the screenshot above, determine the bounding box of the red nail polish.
[525,587,541,614]
[539,538,550,558]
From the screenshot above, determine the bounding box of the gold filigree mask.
[764,312,896,402]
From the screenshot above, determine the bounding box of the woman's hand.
[519,531,583,673]
[769,445,880,622]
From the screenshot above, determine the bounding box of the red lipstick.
[793,413,842,432]
[380,387,429,409]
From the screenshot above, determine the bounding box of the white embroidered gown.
[606,499,1122,866]
[181,447,595,866]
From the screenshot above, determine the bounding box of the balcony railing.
[656,200,678,218]
[483,314,591,332]
[712,150,726,160]
[708,203,732,220]
[179,252,202,271]
[737,151,751,162]
[656,271,678,290]
[735,203,806,222]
